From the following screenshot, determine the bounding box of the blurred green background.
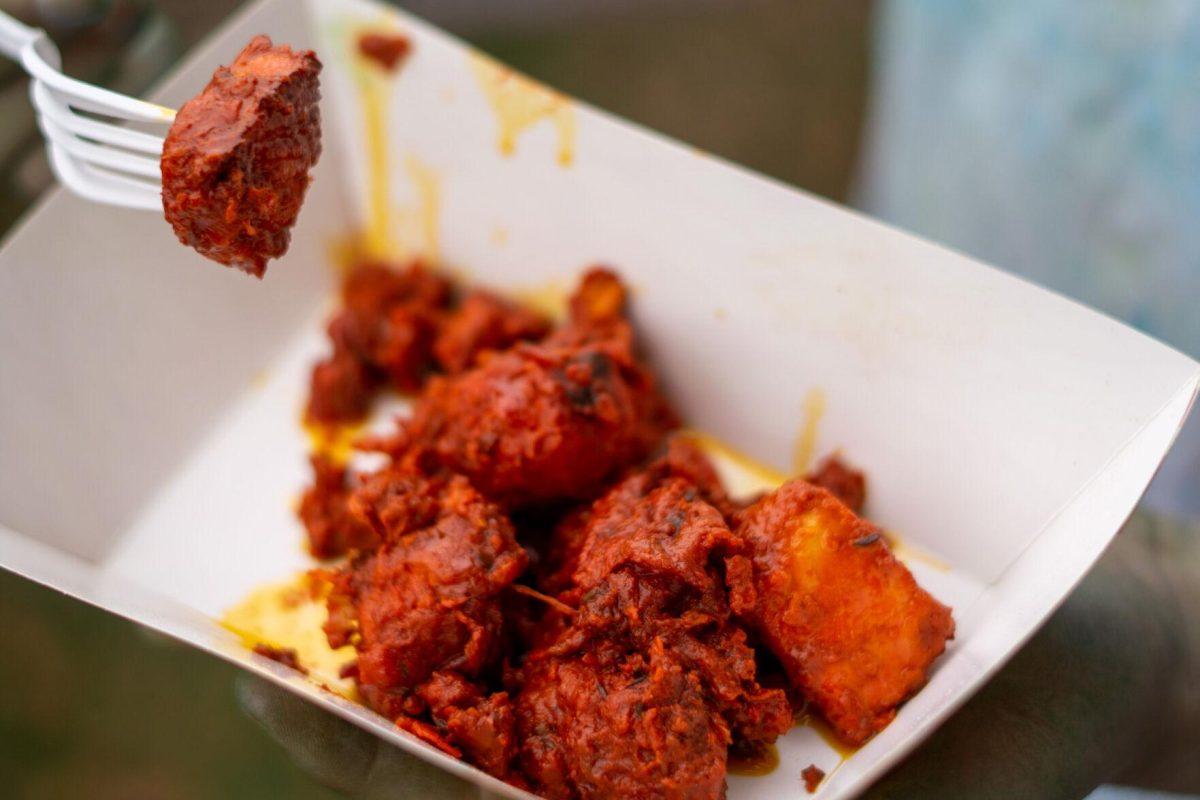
[0,1,871,797]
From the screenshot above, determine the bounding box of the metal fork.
[0,9,175,211]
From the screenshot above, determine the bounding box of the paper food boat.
[1,0,1196,797]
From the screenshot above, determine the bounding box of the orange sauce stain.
[800,713,859,762]
[349,78,442,261]
[509,280,569,323]
[325,229,369,276]
[348,24,440,263]
[792,388,826,476]
[682,430,787,498]
[887,533,953,573]
[303,418,365,466]
[470,53,576,166]
[354,53,394,260]
[221,571,358,700]
[404,154,441,262]
[728,743,780,776]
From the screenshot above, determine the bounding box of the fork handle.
[0,10,42,62]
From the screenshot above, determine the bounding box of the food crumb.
[358,31,411,72]
[802,764,826,793]
[252,643,308,675]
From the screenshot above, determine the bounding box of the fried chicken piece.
[393,269,674,506]
[805,454,867,513]
[306,349,376,426]
[342,261,451,317]
[550,440,792,749]
[548,267,634,349]
[516,638,729,800]
[433,290,550,374]
[305,263,452,424]
[333,262,451,390]
[734,479,954,745]
[536,436,737,594]
[560,570,793,752]
[512,458,790,798]
[572,477,737,595]
[297,454,377,559]
[413,671,520,781]
[324,470,527,717]
[162,36,322,276]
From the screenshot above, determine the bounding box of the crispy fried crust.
[161,36,322,276]
[432,290,551,374]
[297,454,377,559]
[516,639,729,800]
[292,262,954,792]
[513,447,791,799]
[805,454,867,513]
[305,265,549,426]
[393,269,675,506]
[735,479,954,745]
[323,470,527,717]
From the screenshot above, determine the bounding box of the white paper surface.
[0,0,1196,797]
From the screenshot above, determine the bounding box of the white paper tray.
[1,0,1196,797]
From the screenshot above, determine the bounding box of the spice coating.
[161,36,322,276]
[734,479,955,745]
[287,261,954,795]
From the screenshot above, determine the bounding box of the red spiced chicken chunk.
[534,436,733,595]
[517,639,729,800]
[408,671,520,781]
[304,263,549,427]
[514,444,791,800]
[391,269,675,506]
[305,263,451,426]
[162,35,322,276]
[432,290,551,374]
[734,479,954,745]
[805,453,867,513]
[288,258,955,794]
[324,468,527,720]
[297,454,377,559]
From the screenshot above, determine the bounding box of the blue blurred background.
[0,0,1195,797]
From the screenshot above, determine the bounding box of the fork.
[0,9,176,211]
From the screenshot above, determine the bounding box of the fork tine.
[33,81,165,155]
[24,45,175,125]
[4,12,175,210]
[38,113,162,179]
[47,143,162,211]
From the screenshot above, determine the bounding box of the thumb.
[236,674,379,794]
[236,676,484,798]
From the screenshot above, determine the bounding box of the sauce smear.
[727,743,780,777]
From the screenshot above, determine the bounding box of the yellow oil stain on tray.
[509,279,569,323]
[221,571,358,699]
[727,743,780,776]
[683,430,788,498]
[887,532,953,573]
[303,418,365,466]
[470,52,576,166]
[800,712,859,762]
[341,20,442,264]
[325,228,369,276]
[353,53,395,260]
[402,154,441,263]
[792,388,827,476]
